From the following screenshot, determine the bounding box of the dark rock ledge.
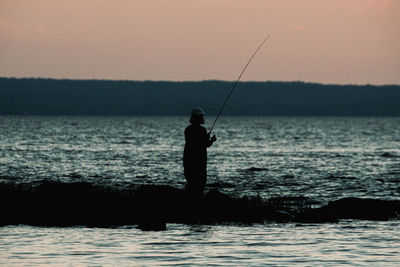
[1,182,399,230]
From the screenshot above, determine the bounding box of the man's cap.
[191,107,205,115]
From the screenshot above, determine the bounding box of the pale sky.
[1,0,399,84]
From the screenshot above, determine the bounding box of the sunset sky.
[1,0,399,84]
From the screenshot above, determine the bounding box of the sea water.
[1,116,400,265]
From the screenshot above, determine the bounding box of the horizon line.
[1,76,399,87]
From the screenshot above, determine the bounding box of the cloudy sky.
[1,0,399,84]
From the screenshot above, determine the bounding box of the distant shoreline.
[2,76,400,87]
[1,77,399,116]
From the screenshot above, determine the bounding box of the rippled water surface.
[1,116,400,265]
[1,222,400,266]
[1,116,399,203]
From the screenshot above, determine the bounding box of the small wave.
[325,175,357,180]
[243,167,268,172]
[207,182,235,188]
[135,175,149,178]
[65,173,84,179]
[381,152,398,158]
[116,140,132,145]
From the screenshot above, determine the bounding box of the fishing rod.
[208,35,270,136]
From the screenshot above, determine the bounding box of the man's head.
[190,107,205,124]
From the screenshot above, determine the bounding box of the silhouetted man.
[183,107,217,195]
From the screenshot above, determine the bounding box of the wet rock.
[328,197,400,221]
[295,197,400,223]
[294,206,338,223]
[1,182,399,227]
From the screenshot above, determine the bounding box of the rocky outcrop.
[1,182,399,228]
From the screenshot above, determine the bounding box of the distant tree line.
[0,77,399,116]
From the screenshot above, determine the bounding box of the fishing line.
[208,35,270,135]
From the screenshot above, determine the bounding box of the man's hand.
[211,135,217,142]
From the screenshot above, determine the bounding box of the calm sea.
[1,116,400,265]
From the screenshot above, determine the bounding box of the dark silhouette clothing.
[183,124,214,195]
